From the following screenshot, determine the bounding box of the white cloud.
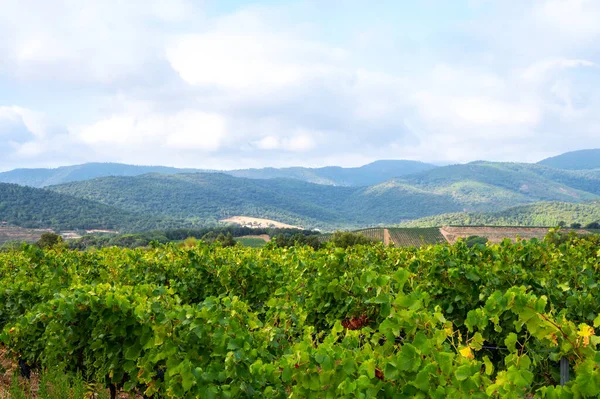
[74,110,228,152]
[535,0,600,40]
[253,131,317,152]
[0,0,201,83]
[0,106,52,139]
[167,34,347,93]
[254,136,280,150]
[521,59,596,83]
[1,0,600,170]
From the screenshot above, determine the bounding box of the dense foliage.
[401,201,600,228]
[1,232,600,397]
[68,227,318,250]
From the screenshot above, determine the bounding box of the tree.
[557,221,566,228]
[465,235,488,248]
[585,221,600,229]
[570,223,582,229]
[215,233,236,247]
[330,231,375,248]
[36,233,63,249]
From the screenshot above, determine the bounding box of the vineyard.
[354,228,385,242]
[1,231,600,397]
[387,227,447,247]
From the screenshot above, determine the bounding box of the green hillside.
[538,149,600,170]
[394,162,599,210]
[45,161,600,230]
[0,183,185,232]
[400,201,600,228]
[48,173,357,229]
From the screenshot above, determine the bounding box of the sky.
[1,0,599,171]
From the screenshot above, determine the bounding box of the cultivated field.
[355,228,385,242]
[235,234,270,248]
[2,236,600,397]
[0,225,52,245]
[387,227,447,247]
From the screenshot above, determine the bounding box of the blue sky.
[0,0,599,171]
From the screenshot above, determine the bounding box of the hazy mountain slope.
[0,160,436,188]
[538,149,600,170]
[0,183,182,232]
[229,160,437,186]
[0,163,207,187]
[400,201,600,228]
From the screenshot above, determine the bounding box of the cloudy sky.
[1,0,599,171]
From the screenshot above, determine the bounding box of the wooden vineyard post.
[560,357,570,386]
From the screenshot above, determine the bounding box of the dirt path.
[383,229,391,246]
[439,227,452,244]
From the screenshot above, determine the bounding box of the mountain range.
[0,160,436,188]
[0,149,599,232]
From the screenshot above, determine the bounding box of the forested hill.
[0,183,187,232]
[538,149,600,170]
[48,173,359,229]
[0,160,436,188]
[46,162,600,230]
[399,201,600,228]
[390,161,600,210]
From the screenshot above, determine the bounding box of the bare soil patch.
[0,226,52,245]
[383,229,391,246]
[221,216,301,229]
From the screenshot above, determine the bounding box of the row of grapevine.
[0,231,599,397]
[387,227,447,247]
[355,228,385,242]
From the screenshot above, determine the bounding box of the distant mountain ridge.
[0,163,209,188]
[228,160,437,186]
[2,149,600,232]
[0,160,437,188]
[538,149,600,170]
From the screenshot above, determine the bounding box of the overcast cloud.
[0,0,599,171]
